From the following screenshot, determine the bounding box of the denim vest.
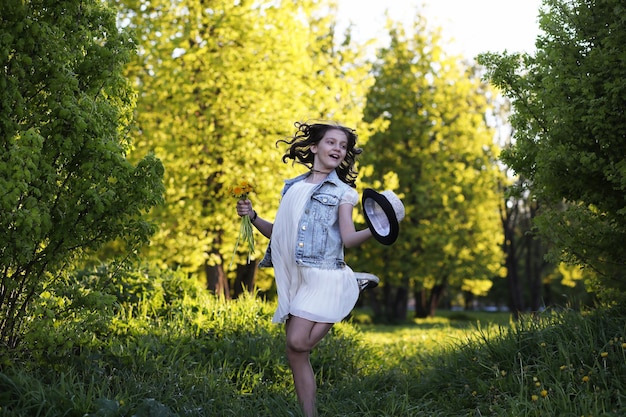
[259,170,352,270]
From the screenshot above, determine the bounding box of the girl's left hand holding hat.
[362,189,405,245]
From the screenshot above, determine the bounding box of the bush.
[0,263,369,416]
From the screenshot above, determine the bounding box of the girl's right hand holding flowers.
[236,199,254,218]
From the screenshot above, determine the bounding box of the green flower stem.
[229,213,255,269]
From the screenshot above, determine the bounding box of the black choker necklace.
[311,168,331,174]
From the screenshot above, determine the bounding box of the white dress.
[271,180,360,324]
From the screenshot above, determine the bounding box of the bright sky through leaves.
[336,0,543,59]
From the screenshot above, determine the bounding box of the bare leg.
[285,316,334,417]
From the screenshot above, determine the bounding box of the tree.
[489,96,592,316]
[116,0,372,296]
[479,0,626,300]
[0,0,164,348]
[500,180,549,316]
[354,17,504,321]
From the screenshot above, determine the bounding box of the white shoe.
[355,273,379,291]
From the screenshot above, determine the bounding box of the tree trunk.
[393,285,408,322]
[506,248,523,320]
[414,288,429,318]
[205,262,230,299]
[381,284,409,322]
[543,282,553,307]
[382,284,394,322]
[526,234,543,312]
[364,289,382,318]
[464,291,475,310]
[428,283,446,317]
[233,261,257,298]
[526,201,544,312]
[501,186,524,320]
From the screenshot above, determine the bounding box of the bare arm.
[338,202,372,248]
[236,199,273,239]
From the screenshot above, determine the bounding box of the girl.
[235,121,375,417]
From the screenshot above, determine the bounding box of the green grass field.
[1,272,625,417]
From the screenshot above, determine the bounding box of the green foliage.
[0,0,164,348]
[478,0,626,297]
[115,0,373,288]
[0,264,369,416]
[17,263,197,366]
[354,17,504,317]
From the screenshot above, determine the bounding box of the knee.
[286,335,310,354]
[286,344,310,368]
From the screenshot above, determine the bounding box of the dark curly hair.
[277,121,362,187]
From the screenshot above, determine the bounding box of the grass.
[356,311,512,370]
[0,266,625,416]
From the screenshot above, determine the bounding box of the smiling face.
[310,128,348,172]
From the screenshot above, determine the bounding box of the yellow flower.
[600,351,608,358]
[500,370,507,377]
[232,186,243,197]
[229,180,256,268]
[622,342,626,349]
[230,180,254,199]
[531,395,538,402]
[541,390,548,397]
[582,375,590,383]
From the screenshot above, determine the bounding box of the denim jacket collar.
[283,169,342,194]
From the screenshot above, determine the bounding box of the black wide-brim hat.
[362,189,405,245]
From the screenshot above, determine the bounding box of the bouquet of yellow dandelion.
[229,180,255,268]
